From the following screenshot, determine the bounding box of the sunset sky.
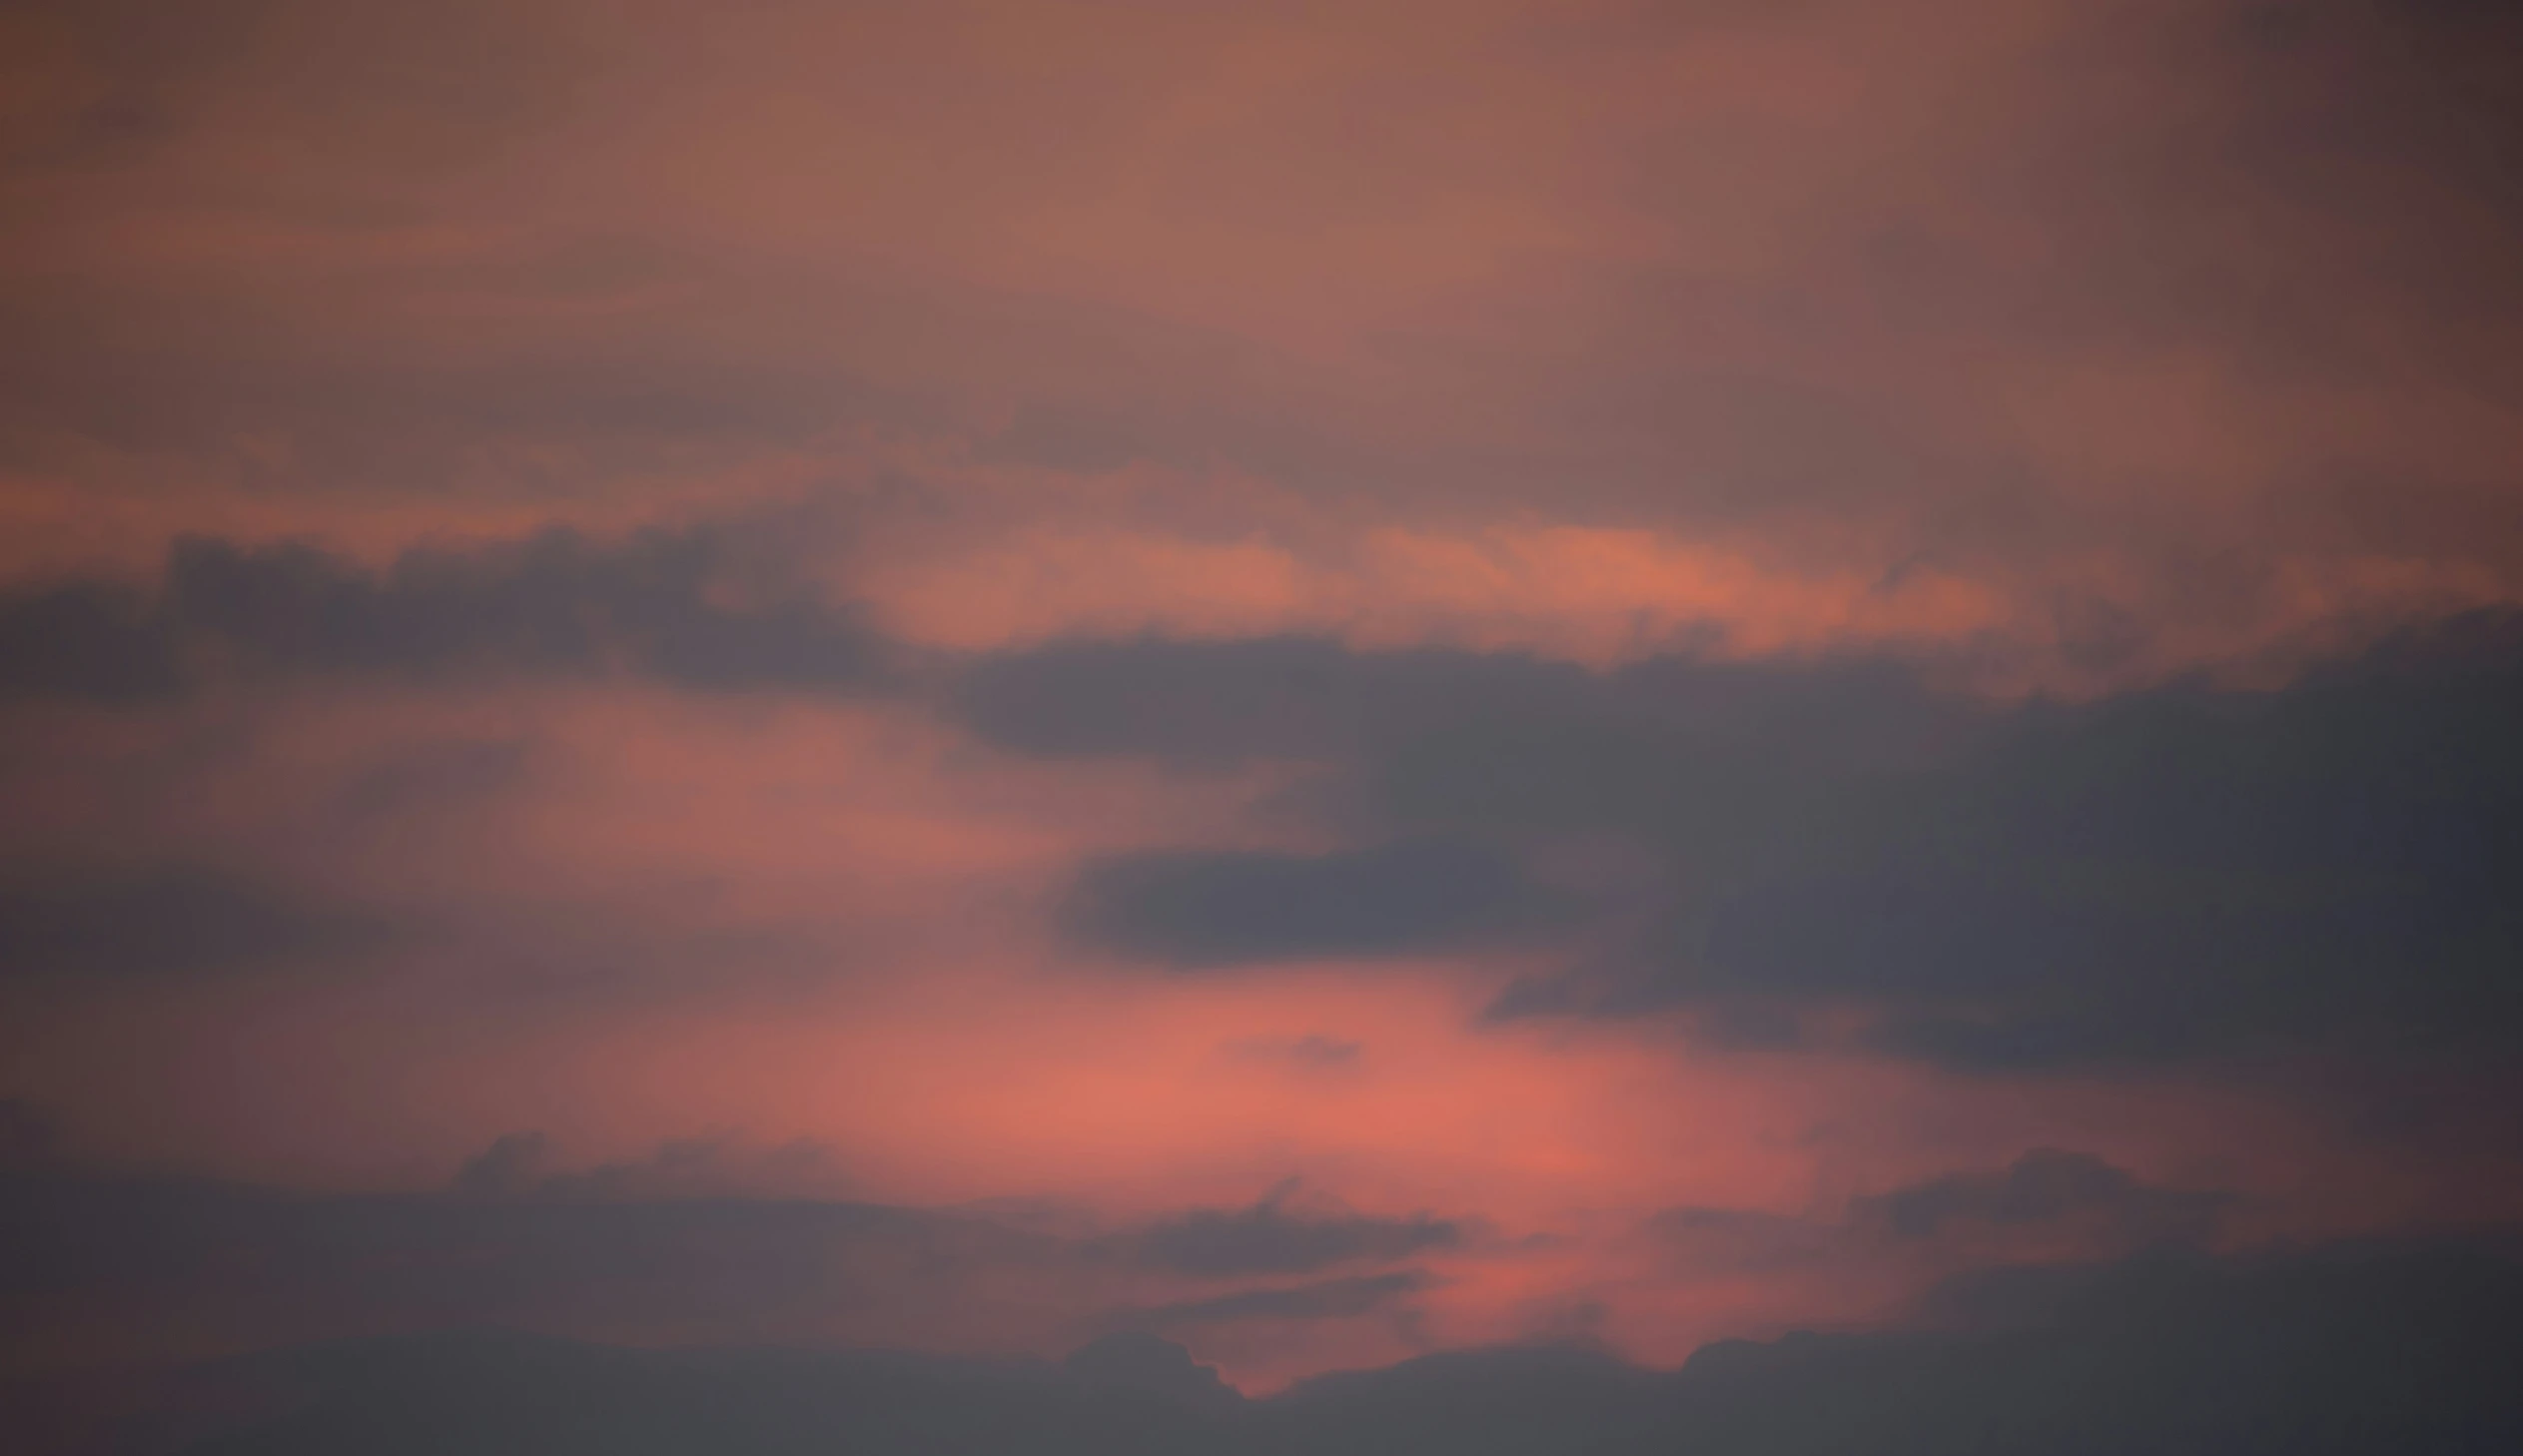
[3,1,2521,1449]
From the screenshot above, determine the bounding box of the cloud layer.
[3,0,2521,1447]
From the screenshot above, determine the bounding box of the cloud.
[4,0,2523,1435]
[1223,1036,1363,1071]
[0,1138,1072,1365]
[1060,1330,1244,1408]
[1121,1182,1458,1276]
[452,1130,852,1203]
[18,1238,2518,1455]
[1655,1150,2236,1279]
[952,636,1450,767]
[1664,1238,2523,1456]
[7,0,2523,676]
[1066,841,1563,969]
[977,612,2523,1070]
[449,1130,550,1198]
[951,635,1946,791]
[0,527,897,703]
[0,862,393,985]
[0,581,183,704]
[1656,611,2523,1069]
[330,736,531,824]
[1856,1149,2231,1243]
[0,1098,65,1170]
[0,1140,1448,1378]
[1125,1271,1434,1331]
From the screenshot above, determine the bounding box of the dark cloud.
[1647,1205,1844,1275]
[1060,1330,1244,1408]
[953,636,1486,767]
[1857,1149,2231,1243]
[1067,840,1563,969]
[0,527,897,704]
[0,863,392,985]
[2216,0,2523,296]
[20,1329,1255,1456]
[1124,1271,1433,1331]
[329,737,530,825]
[0,1141,1067,1368]
[1653,612,2523,1069]
[0,1141,1438,1382]
[0,1098,66,1170]
[981,613,2523,1070]
[448,1131,548,1199]
[165,529,892,691]
[451,1130,850,1203]
[1659,1238,2523,1456]
[18,1238,2519,1456]
[0,582,184,704]
[1122,1183,1458,1276]
[1655,1149,2232,1276]
[954,636,1950,800]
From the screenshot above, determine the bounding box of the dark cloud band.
[0,527,895,702]
[980,614,2523,1070]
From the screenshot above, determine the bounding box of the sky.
[2,0,2521,1449]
